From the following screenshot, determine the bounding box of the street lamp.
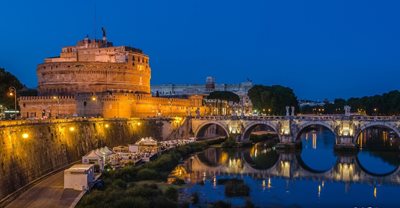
[373,108,378,116]
[22,133,29,139]
[52,96,60,118]
[8,86,17,117]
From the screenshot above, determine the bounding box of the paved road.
[6,170,82,208]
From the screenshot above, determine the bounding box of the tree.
[207,91,240,103]
[248,85,298,115]
[0,68,24,109]
[300,90,400,116]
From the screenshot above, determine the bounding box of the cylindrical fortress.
[36,38,152,96]
[37,61,151,95]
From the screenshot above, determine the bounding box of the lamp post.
[8,87,17,117]
[52,96,60,118]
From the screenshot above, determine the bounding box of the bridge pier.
[276,135,300,150]
[334,136,358,152]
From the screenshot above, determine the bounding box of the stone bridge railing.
[191,115,400,150]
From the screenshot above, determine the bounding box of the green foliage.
[152,196,178,208]
[248,85,298,115]
[164,187,179,201]
[136,168,160,180]
[77,140,222,208]
[0,68,24,109]
[172,178,185,185]
[207,91,240,103]
[112,196,151,208]
[300,90,400,116]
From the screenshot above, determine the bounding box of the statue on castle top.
[101,27,107,38]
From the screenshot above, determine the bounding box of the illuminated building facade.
[19,31,205,118]
[152,77,253,115]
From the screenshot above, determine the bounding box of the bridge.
[191,107,400,150]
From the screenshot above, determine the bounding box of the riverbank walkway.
[5,170,81,208]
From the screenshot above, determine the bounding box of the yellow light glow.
[91,96,97,101]
[318,185,321,197]
[105,124,109,128]
[69,127,75,132]
[137,122,141,126]
[22,133,29,139]
[268,178,272,189]
[52,96,58,100]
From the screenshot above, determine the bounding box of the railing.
[2,115,400,127]
[193,115,400,121]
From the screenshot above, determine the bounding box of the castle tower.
[205,76,215,92]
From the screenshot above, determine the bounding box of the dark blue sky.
[0,0,399,100]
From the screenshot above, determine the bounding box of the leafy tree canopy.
[207,91,240,103]
[300,90,400,116]
[0,68,24,108]
[248,85,298,115]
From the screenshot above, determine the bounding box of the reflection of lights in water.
[219,152,229,164]
[268,178,272,189]
[322,181,325,188]
[285,180,290,193]
[213,176,216,188]
[374,186,377,198]
[262,180,266,190]
[312,132,317,149]
[383,131,387,143]
[305,133,309,140]
[318,185,321,197]
[228,158,243,170]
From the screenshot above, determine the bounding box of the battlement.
[19,96,75,101]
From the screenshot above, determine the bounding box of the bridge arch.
[295,121,337,141]
[353,122,400,144]
[194,121,229,139]
[242,121,280,141]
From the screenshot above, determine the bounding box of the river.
[169,126,400,207]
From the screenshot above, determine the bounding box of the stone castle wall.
[37,61,151,95]
[19,93,206,119]
[0,118,182,201]
[19,96,77,118]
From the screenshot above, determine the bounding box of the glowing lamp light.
[69,127,75,132]
[91,96,97,101]
[105,124,109,128]
[137,122,141,126]
[9,92,14,96]
[22,133,29,139]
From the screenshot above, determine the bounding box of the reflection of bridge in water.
[174,148,400,187]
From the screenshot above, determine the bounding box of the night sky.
[0,0,399,100]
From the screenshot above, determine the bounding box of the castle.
[19,30,205,118]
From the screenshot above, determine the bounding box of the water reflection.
[357,127,400,175]
[171,127,400,207]
[299,126,336,172]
